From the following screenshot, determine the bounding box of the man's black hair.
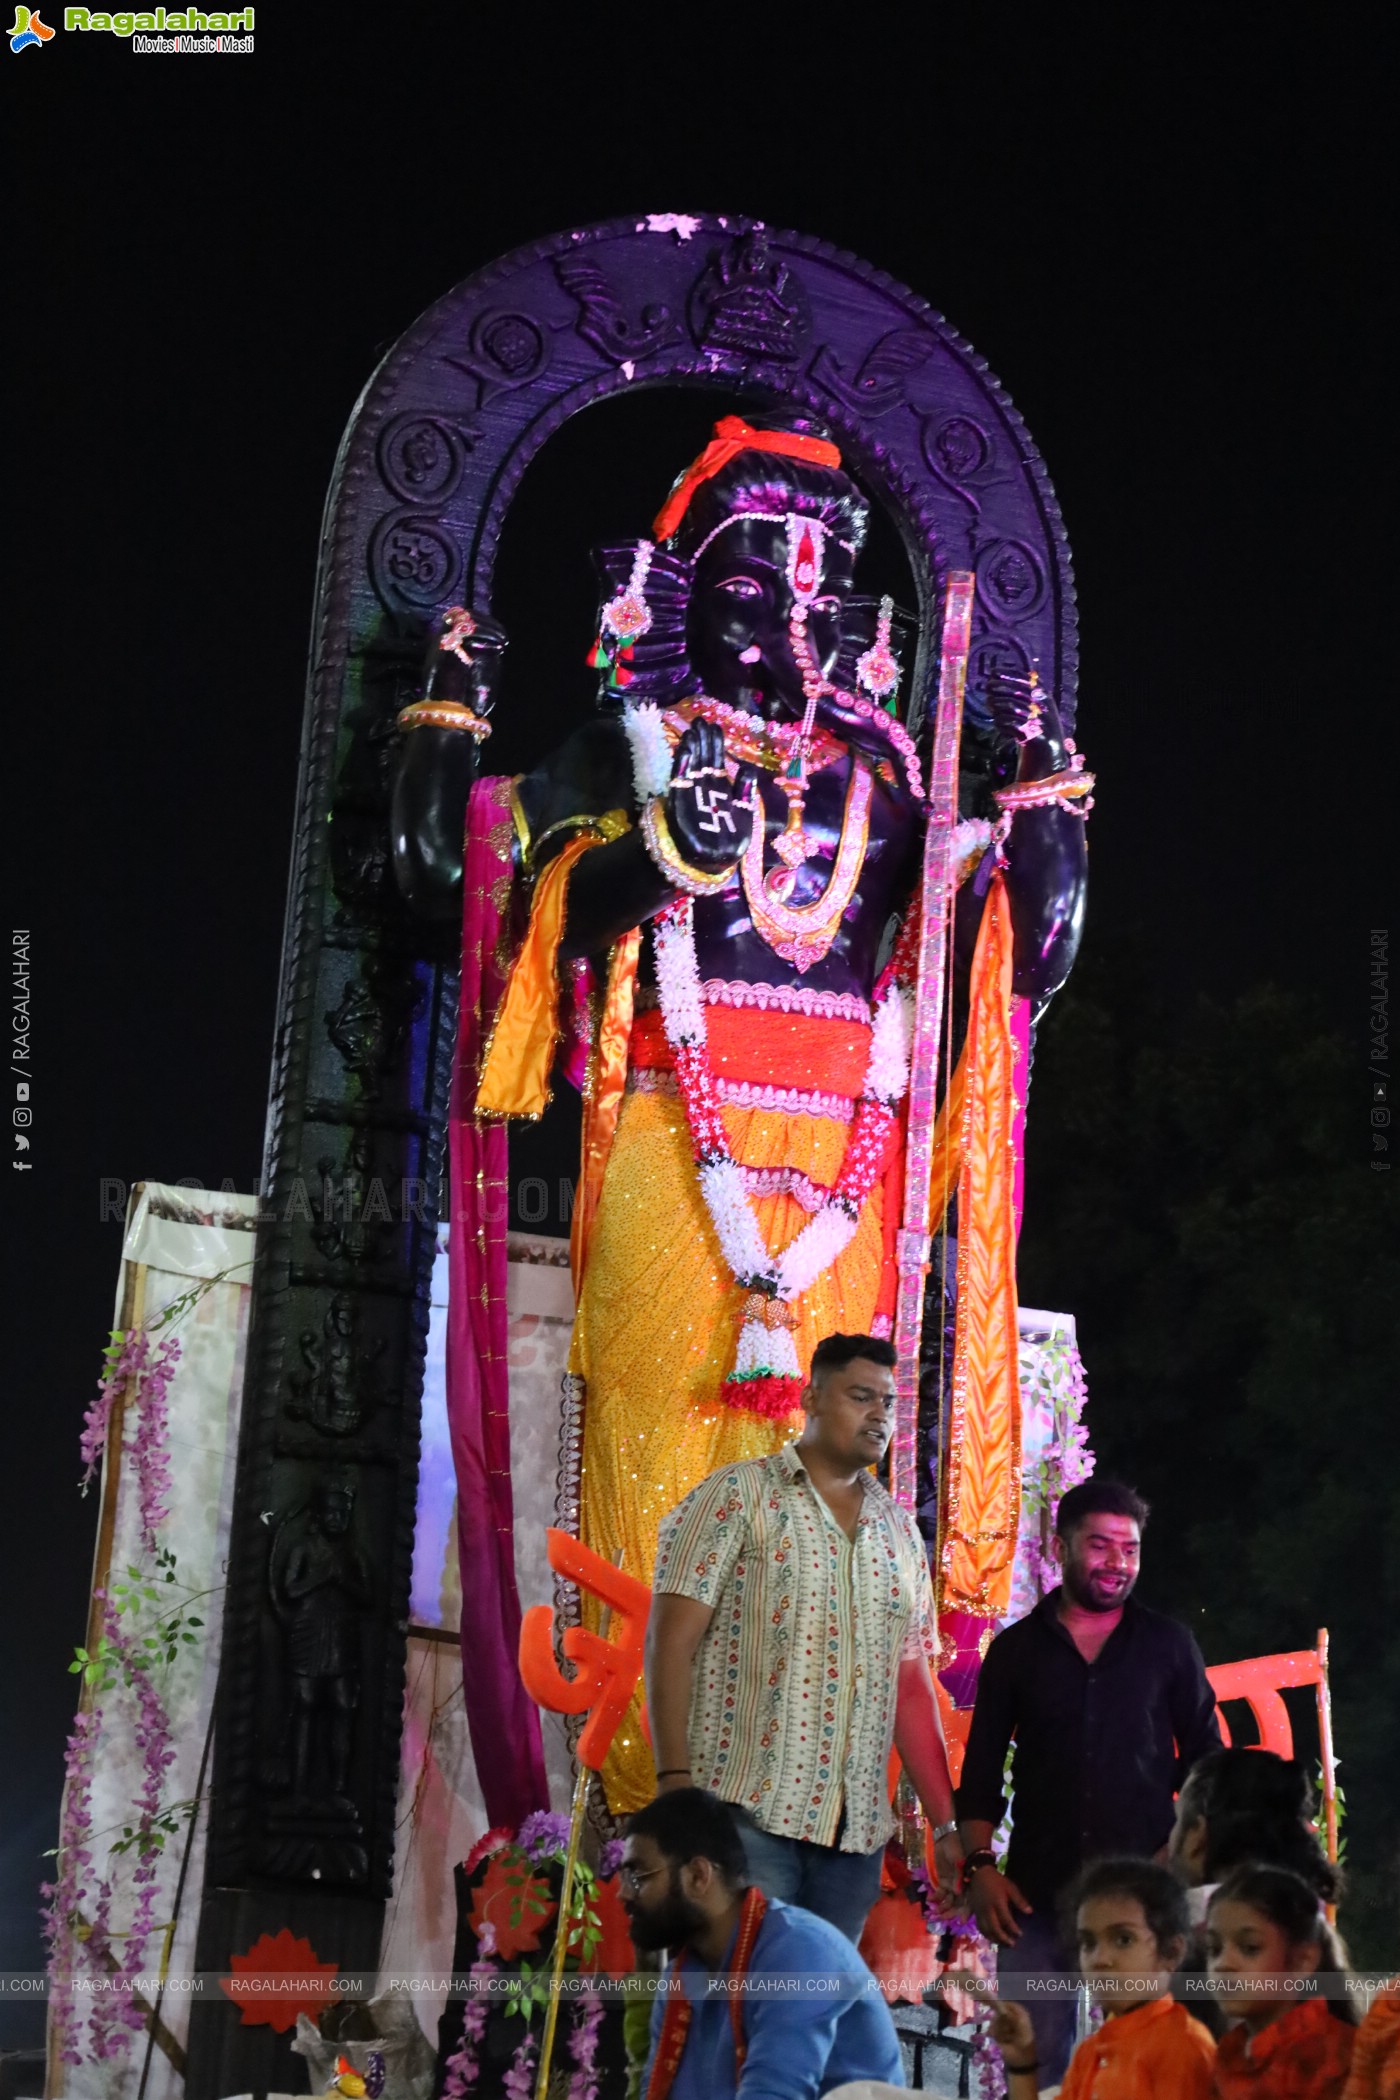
[626,1789,749,1886]
[1069,1856,1189,1956]
[1055,1477,1150,1538]
[809,1332,897,1378]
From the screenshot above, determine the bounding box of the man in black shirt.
[956,1478,1220,2086]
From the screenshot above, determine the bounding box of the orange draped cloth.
[941,871,1022,1617]
[477,832,598,1120]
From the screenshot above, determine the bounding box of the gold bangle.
[396,700,492,739]
[640,796,735,895]
[526,807,632,873]
[993,766,1095,813]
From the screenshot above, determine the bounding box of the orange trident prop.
[517,1530,653,1771]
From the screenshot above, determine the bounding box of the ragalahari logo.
[9,6,55,47]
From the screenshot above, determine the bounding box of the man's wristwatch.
[959,1847,998,1892]
[931,1819,959,1842]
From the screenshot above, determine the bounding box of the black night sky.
[6,13,1395,2060]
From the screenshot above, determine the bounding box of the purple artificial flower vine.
[39,1709,100,2065]
[45,1303,196,2064]
[567,1989,605,2100]
[440,1921,497,2100]
[80,1328,147,1485]
[596,1838,626,1881]
[130,1335,179,1556]
[99,1587,177,2027]
[502,2029,538,2100]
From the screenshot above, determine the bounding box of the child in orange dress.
[990,1857,1215,2097]
[1342,1983,1400,2099]
[1208,1864,1359,2097]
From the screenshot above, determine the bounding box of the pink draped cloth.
[447,776,549,1826]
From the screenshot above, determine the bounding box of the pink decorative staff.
[891,572,976,1510]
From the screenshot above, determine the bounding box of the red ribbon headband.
[652,415,843,543]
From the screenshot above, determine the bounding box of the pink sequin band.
[738,1164,836,1213]
[698,978,872,1024]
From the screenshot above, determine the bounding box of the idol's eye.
[812,595,843,617]
[716,574,764,600]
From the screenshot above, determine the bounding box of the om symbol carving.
[368,514,463,612]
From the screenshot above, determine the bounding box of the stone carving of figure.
[271,1474,372,1813]
[288,1295,383,1437]
[392,416,1087,1809]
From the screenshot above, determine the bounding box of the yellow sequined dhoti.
[573,1001,892,1810]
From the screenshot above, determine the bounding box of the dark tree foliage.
[1018,946,1399,1964]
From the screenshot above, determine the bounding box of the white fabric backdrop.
[52,1184,256,2100]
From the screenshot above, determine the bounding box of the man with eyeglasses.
[622,1787,903,2100]
[645,1332,960,1943]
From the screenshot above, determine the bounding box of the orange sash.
[941,871,1022,1616]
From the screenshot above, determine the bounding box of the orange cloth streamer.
[942,872,1022,1616]
[517,1530,653,1771]
[652,415,843,542]
[476,832,596,1119]
[571,929,640,1297]
[927,1040,968,1236]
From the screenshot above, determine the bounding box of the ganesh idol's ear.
[589,540,695,706]
[834,594,920,711]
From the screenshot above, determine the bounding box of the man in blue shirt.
[623,1789,904,2098]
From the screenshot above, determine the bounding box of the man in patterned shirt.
[645,1332,962,1941]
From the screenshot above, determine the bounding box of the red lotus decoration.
[219,1926,339,2032]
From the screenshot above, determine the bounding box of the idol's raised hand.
[665,717,757,872]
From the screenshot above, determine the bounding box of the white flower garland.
[653,901,913,1379]
[866,983,914,1105]
[622,702,673,806]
